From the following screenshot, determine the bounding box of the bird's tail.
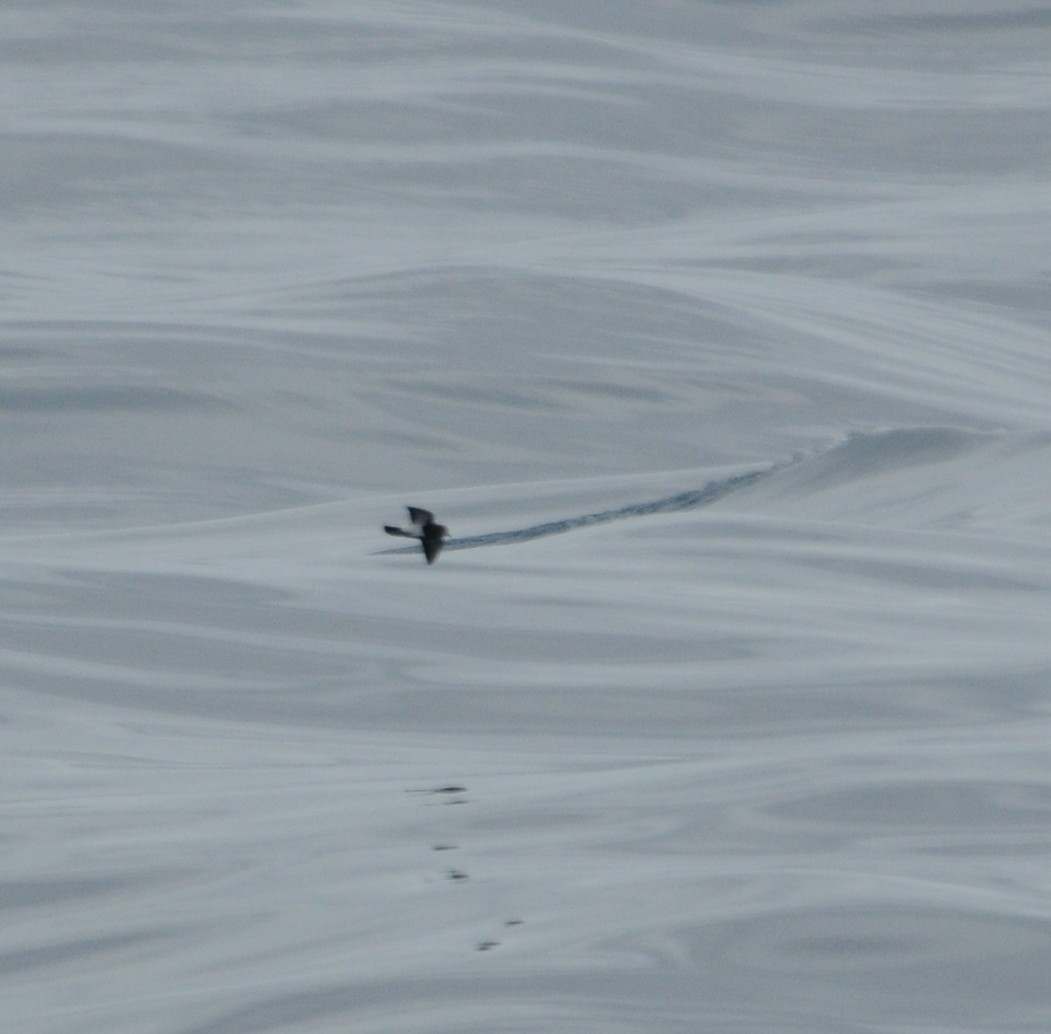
[384,525,412,537]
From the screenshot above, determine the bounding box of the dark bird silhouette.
[384,506,449,564]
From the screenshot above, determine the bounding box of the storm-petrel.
[384,506,449,564]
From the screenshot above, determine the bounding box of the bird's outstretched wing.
[407,506,435,528]
[422,527,447,564]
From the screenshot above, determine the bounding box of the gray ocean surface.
[4,3,1051,1031]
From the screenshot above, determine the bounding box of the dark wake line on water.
[379,463,779,557]
[445,467,771,551]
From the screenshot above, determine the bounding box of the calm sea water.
[4,3,1051,1032]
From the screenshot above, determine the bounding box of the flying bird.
[384,506,449,564]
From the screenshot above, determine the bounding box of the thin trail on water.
[378,461,783,557]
